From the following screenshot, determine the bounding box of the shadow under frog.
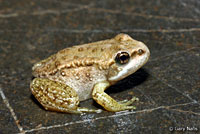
[106,68,149,94]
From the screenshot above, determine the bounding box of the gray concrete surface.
[0,0,200,133]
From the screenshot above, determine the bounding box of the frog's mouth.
[108,48,150,83]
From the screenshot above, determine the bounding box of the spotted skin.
[31,78,102,113]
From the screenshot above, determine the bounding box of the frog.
[30,33,150,114]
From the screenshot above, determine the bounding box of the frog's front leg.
[30,78,102,114]
[92,81,138,112]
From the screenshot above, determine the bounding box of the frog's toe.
[77,107,103,113]
[124,105,137,110]
[96,109,103,113]
[118,97,139,106]
[118,99,129,104]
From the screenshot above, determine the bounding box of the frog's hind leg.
[30,78,102,114]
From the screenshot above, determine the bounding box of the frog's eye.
[115,52,130,65]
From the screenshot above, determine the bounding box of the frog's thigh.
[92,81,137,112]
[30,78,101,114]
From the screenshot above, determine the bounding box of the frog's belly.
[66,80,96,101]
[49,66,108,101]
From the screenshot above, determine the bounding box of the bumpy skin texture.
[30,33,150,113]
[30,78,102,113]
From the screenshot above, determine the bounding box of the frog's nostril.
[138,49,144,55]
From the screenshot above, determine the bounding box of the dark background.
[0,0,200,134]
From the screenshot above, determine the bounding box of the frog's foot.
[118,97,139,106]
[77,107,102,113]
[30,78,102,114]
[92,81,138,112]
[43,105,102,114]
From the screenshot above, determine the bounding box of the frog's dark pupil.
[120,55,127,61]
[115,52,130,64]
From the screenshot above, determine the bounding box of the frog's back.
[32,39,112,77]
[32,33,140,77]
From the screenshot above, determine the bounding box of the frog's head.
[107,33,150,84]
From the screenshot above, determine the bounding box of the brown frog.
[30,33,150,114]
